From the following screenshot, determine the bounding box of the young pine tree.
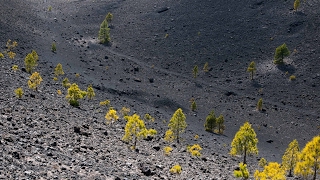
[105,108,119,126]
[254,162,286,180]
[190,98,197,111]
[170,164,182,174]
[294,0,300,11]
[193,65,198,78]
[98,19,110,44]
[203,62,209,72]
[216,114,225,134]
[259,158,267,169]
[62,77,71,88]
[234,163,249,179]
[257,98,263,111]
[294,135,320,180]
[54,63,64,77]
[105,12,113,23]
[122,114,157,149]
[187,144,202,157]
[164,129,175,142]
[66,83,87,107]
[167,108,187,143]
[51,42,57,52]
[28,72,43,91]
[247,61,256,80]
[282,139,300,177]
[230,121,258,164]
[204,110,216,132]
[14,87,24,98]
[24,50,39,73]
[86,84,95,100]
[274,43,290,64]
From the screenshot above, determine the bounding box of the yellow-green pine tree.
[274,43,290,64]
[230,121,258,164]
[122,114,157,149]
[187,144,202,157]
[257,98,263,111]
[247,61,256,80]
[204,110,216,132]
[24,51,38,73]
[203,62,209,72]
[216,114,225,134]
[294,0,300,11]
[14,87,24,98]
[62,77,71,88]
[28,72,43,91]
[86,84,95,100]
[66,83,87,107]
[54,63,64,77]
[259,158,267,169]
[105,12,113,23]
[98,19,110,44]
[294,135,320,180]
[234,163,249,179]
[282,139,300,177]
[168,108,187,143]
[193,65,198,78]
[254,162,286,180]
[105,108,119,125]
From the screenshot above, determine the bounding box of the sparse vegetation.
[294,0,300,11]
[163,146,173,156]
[120,106,130,117]
[144,113,155,122]
[190,98,197,111]
[105,12,113,23]
[86,84,95,100]
[167,108,187,143]
[7,51,16,59]
[14,87,24,98]
[57,90,62,95]
[65,83,87,107]
[51,42,56,52]
[230,121,258,164]
[0,52,4,59]
[274,43,290,64]
[28,72,43,91]
[170,164,182,174]
[24,50,39,73]
[62,77,71,88]
[192,65,198,78]
[234,163,249,179]
[105,108,119,125]
[247,61,256,80]
[204,110,216,132]
[257,98,263,111]
[259,158,267,168]
[54,63,64,77]
[12,65,18,71]
[289,75,296,81]
[164,129,174,142]
[48,6,52,11]
[187,144,202,157]
[98,18,111,44]
[100,99,110,106]
[203,62,209,72]
[216,114,225,134]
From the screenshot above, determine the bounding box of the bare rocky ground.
[0,0,319,179]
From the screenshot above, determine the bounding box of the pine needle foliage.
[170,164,182,174]
[66,83,87,107]
[164,129,175,142]
[28,72,43,91]
[274,43,290,64]
[193,65,198,78]
[234,163,249,179]
[98,19,110,44]
[294,0,300,11]
[282,139,300,177]
[259,158,268,168]
[247,61,256,80]
[62,77,71,88]
[164,146,173,156]
[187,144,202,157]
[294,135,320,180]
[100,99,110,106]
[204,110,216,132]
[257,98,263,111]
[230,121,258,164]
[105,108,119,125]
[144,113,155,122]
[105,12,113,23]
[51,42,57,52]
[0,52,4,59]
[167,108,187,143]
[254,162,286,180]
[216,114,225,134]
[12,65,18,71]
[120,106,130,117]
[24,50,39,73]
[54,63,64,77]
[14,87,24,98]
[203,62,209,72]
[122,114,157,149]
[86,84,95,100]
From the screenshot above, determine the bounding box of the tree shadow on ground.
[250,80,262,88]
[276,64,296,74]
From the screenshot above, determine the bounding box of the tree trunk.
[313,163,317,180]
[243,146,247,164]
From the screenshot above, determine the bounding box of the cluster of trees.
[231,122,320,180]
[204,110,225,134]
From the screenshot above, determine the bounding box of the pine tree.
[105,108,119,125]
[51,42,57,52]
[254,162,286,180]
[282,139,300,177]
[62,77,71,88]
[203,62,209,72]
[54,63,64,77]
[259,158,267,169]
[234,163,249,179]
[86,84,95,100]
[294,135,320,180]
[14,87,24,98]
[164,129,174,142]
[168,108,187,143]
[170,164,182,174]
[247,61,256,80]
[66,83,87,107]
[144,113,155,122]
[122,114,157,149]
[105,12,113,23]
[98,19,110,44]
[204,110,216,132]
[193,65,198,78]
[190,99,197,111]
[257,98,263,111]
[230,121,258,164]
[24,50,39,73]
[216,114,225,134]
[187,144,202,157]
[274,43,290,64]
[294,0,300,11]
[28,72,43,91]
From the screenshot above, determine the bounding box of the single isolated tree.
[66,83,87,107]
[257,98,263,111]
[203,62,209,72]
[98,19,110,44]
[216,114,225,134]
[24,50,39,73]
[234,163,249,179]
[54,63,64,77]
[274,43,290,64]
[204,110,216,132]
[187,144,202,157]
[51,42,57,52]
[105,108,119,126]
[190,98,197,111]
[282,139,300,177]
[86,84,95,100]
[122,114,157,149]
[193,65,198,78]
[254,162,286,180]
[230,121,258,164]
[247,61,256,80]
[14,87,24,98]
[294,135,320,180]
[294,0,300,11]
[28,72,43,91]
[167,108,187,143]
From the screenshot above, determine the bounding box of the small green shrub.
[12,65,18,71]
[257,98,263,111]
[51,42,56,52]
[289,75,296,81]
[170,164,182,174]
[163,146,173,156]
[14,87,24,98]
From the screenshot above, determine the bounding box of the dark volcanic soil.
[0,0,319,179]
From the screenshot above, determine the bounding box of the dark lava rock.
[74,127,81,134]
[153,146,160,151]
[266,139,273,143]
